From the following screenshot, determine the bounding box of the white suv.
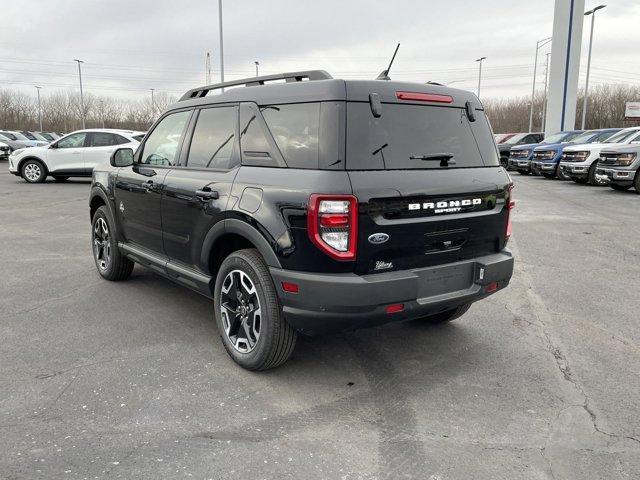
[9,129,144,183]
[560,127,640,185]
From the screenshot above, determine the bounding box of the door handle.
[195,189,219,200]
[142,180,155,192]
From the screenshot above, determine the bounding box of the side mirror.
[111,147,134,167]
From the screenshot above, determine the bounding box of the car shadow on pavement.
[121,266,479,382]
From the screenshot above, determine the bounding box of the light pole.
[475,57,486,98]
[541,52,551,131]
[74,59,85,129]
[150,88,156,115]
[581,4,606,129]
[528,37,552,132]
[35,86,43,132]
[254,61,259,77]
[218,0,225,89]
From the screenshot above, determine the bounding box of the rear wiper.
[409,153,456,167]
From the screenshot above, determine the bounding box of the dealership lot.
[1,171,639,479]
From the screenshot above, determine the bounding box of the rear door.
[161,105,240,269]
[345,98,511,276]
[115,109,192,254]
[84,132,132,172]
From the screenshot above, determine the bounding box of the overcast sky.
[2,0,639,102]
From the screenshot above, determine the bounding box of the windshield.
[541,131,580,144]
[606,129,640,144]
[568,130,619,144]
[0,132,17,140]
[495,133,515,143]
[10,132,29,140]
[346,103,499,170]
[22,132,36,140]
[502,133,528,145]
[39,133,54,141]
[31,132,47,141]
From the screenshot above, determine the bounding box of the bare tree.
[485,84,640,133]
[0,88,177,133]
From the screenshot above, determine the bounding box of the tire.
[500,157,509,169]
[587,163,605,186]
[634,170,640,194]
[213,248,297,370]
[610,184,631,191]
[21,159,47,183]
[91,206,134,281]
[53,176,70,182]
[416,303,471,324]
[556,165,570,181]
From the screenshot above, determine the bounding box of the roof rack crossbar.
[179,70,333,101]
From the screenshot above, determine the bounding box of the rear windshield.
[345,103,498,170]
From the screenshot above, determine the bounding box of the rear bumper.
[270,250,514,334]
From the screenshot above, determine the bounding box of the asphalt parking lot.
[1,169,639,480]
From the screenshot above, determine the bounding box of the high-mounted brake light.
[396,91,454,103]
[307,194,358,261]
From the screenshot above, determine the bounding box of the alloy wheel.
[220,269,262,353]
[93,217,111,271]
[24,163,41,182]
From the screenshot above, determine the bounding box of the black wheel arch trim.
[89,186,119,237]
[18,156,48,175]
[200,218,282,272]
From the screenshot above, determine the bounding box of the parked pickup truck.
[560,127,640,185]
[509,130,583,176]
[596,143,640,193]
[496,132,544,169]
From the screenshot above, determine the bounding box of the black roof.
[171,70,482,111]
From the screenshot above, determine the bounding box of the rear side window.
[240,103,282,167]
[89,132,129,147]
[140,110,191,166]
[346,103,498,170]
[187,106,238,170]
[262,103,320,169]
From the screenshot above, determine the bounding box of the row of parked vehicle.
[495,126,640,193]
[3,128,146,182]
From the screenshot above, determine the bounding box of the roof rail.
[179,70,333,101]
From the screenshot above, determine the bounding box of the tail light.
[505,184,515,242]
[307,194,358,261]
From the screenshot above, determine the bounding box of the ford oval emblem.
[368,233,389,244]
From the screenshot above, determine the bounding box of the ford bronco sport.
[89,71,514,370]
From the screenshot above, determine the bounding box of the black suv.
[89,71,514,370]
